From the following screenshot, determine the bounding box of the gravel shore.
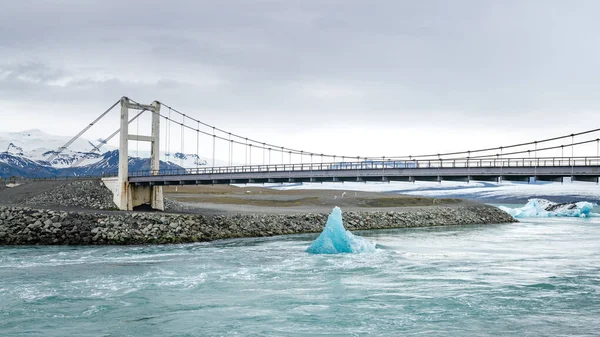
[0,204,514,245]
[0,179,516,245]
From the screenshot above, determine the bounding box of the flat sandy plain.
[163,185,467,215]
[0,180,470,215]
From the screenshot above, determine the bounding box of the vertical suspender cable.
[596,138,599,170]
[571,134,574,180]
[245,138,248,166]
[196,121,200,171]
[162,113,167,163]
[500,147,503,182]
[572,134,575,158]
[181,115,185,167]
[534,141,537,180]
[136,114,139,158]
[212,127,216,167]
[571,134,574,158]
[228,133,231,166]
[167,108,172,162]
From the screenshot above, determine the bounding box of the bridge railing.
[128,156,600,177]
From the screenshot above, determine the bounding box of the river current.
[1,211,599,336]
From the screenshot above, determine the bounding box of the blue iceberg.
[306,207,376,254]
[499,199,598,218]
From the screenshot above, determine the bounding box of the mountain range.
[0,129,209,179]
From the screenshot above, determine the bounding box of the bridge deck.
[129,164,600,185]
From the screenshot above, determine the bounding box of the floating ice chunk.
[499,198,598,218]
[306,207,376,254]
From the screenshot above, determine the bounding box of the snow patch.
[264,180,600,203]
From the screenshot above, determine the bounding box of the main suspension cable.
[130,98,600,164]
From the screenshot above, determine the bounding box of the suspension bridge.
[50,97,600,211]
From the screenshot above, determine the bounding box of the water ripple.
[1,217,600,336]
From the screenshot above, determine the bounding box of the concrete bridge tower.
[103,97,164,211]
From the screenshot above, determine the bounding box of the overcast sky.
[1,0,599,160]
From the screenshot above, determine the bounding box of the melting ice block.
[306,206,376,254]
[499,198,598,218]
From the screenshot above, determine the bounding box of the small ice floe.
[499,198,598,218]
[306,206,376,254]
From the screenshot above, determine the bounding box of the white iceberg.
[499,199,598,218]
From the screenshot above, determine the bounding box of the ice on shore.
[499,199,598,218]
[306,207,376,254]
[263,180,600,202]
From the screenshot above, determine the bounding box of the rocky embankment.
[0,180,190,212]
[25,180,117,210]
[0,204,515,245]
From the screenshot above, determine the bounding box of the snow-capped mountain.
[5,143,24,155]
[0,129,210,179]
[0,152,60,178]
[167,152,209,168]
[0,129,114,168]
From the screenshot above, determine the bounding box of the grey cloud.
[0,0,599,135]
[0,63,66,84]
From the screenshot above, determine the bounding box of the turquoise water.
[1,217,600,336]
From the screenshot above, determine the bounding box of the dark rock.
[0,204,516,246]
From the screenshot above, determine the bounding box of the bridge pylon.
[102,97,164,211]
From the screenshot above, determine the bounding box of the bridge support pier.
[106,97,164,211]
